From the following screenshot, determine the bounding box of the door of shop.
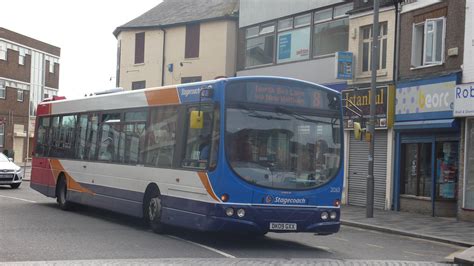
[397,136,459,217]
[348,131,387,209]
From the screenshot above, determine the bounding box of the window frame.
[17,89,24,102]
[0,84,5,99]
[49,60,55,73]
[134,32,145,64]
[185,23,200,59]
[0,42,6,61]
[360,22,388,73]
[411,17,446,68]
[313,15,349,58]
[244,22,277,68]
[0,123,4,148]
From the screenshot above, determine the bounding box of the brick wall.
[398,0,466,80]
[0,87,30,159]
[0,49,31,83]
[45,61,59,89]
[0,27,60,56]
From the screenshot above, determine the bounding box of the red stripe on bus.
[36,103,51,116]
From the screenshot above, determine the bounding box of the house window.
[411,17,445,67]
[0,124,4,148]
[0,83,5,99]
[132,80,146,90]
[19,49,26,65]
[49,60,55,73]
[245,23,275,67]
[135,32,145,64]
[181,76,202,84]
[361,22,388,72]
[313,4,350,57]
[185,24,200,58]
[0,42,6,60]
[17,90,24,102]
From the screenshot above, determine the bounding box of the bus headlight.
[330,211,337,220]
[237,208,245,218]
[225,208,234,217]
[321,211,329,220]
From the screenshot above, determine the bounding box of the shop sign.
[396,76,456,121]
[453,83,474,117]
[335,51,353,80]
[342,86,394,130]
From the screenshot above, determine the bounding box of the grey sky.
[1,0,161,99]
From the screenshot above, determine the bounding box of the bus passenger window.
[182,106,215,169]
[145,106,178,168]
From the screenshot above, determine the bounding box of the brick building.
[0,28,60,162]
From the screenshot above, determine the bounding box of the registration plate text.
[269,222,297,231]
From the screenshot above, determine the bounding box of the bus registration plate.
[269,222,297,231]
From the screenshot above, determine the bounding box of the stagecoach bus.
[31,76,343,235]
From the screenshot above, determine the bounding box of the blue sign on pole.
[336,51,353,80]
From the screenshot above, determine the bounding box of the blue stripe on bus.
[79,182,144,203]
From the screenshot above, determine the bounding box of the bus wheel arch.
[143,183,166,234]
[55,173,71,210]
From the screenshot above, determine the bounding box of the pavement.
[341,205,474,264]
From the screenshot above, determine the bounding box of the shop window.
[361,22,388,72]
[411,17,445,67]
[135,32,145,64]
[245,23,275,67]
[464,119,474,209]
[277,27,310,63]
[435,142,458,200]
[401,143,432,197]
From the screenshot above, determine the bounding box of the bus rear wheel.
[56,176,71,210]
[144,189,165,234]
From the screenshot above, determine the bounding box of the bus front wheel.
[56,176,71,210]
[144,188,165,234]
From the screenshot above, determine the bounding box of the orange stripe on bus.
[49,159,95,195]
[197,172,221,202]
[145,88,180,106]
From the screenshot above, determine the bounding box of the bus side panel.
[30,157,56,197]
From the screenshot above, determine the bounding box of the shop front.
[453,82,474,221]
[393,74,459,217]
[342,85,395,210]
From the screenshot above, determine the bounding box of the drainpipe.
[161,28,166,86]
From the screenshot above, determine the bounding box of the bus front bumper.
[162,202,341,235]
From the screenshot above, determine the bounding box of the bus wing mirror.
[354,122,362,140]
[190,111,204,129]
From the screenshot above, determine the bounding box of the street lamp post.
[367,0,380,218]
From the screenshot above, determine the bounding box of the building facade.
[114,0,238,90]
[0,28,60,162]
[393,0,465,217]
[236,0,352,91]
[343,0,397,210]
[452,0,474,222]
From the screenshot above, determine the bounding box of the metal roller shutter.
[348,131,387,209]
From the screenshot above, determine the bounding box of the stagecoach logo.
[265,195,273,204]
[180,88,201,98]
[178,85,212,103]
[265,195,307,205]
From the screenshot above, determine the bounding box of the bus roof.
[37,76,336,116]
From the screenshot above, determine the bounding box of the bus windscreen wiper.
[237,104,290,121]
[275,106,332,125]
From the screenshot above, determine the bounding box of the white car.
[0,153,23,189]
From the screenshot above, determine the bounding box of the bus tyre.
[10,183,21,189]
[145,191,165,234]
[56,176,71,210]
